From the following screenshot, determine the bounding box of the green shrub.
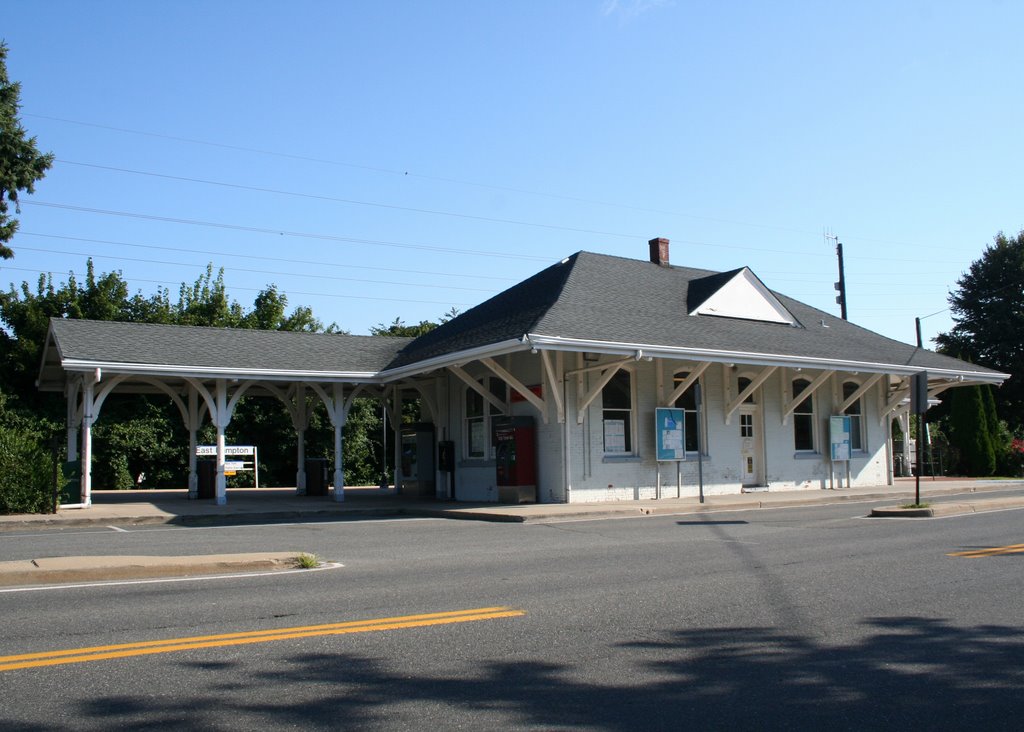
[107,453,134,491]
[0,419,57,514]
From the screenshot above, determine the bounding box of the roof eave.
[379,338,530,382]
[524,334,1010,384]
[57,359,385,384]
[36,321,61,389]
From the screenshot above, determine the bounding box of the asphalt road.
[1,500,1022,730]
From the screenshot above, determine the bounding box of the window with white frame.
[672,371,702,453]
[464,377,506,459]
[843,381,864,451]
[602,369,634,454]
[793,378,815,452]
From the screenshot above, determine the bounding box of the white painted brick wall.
[437,354,893,504]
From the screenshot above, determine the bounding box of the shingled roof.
[38,318,412,390]
[40,250,1006,388]
[384,251,1004,381]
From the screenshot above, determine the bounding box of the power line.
[17,232,517,282]
[12,245,500,293]
[35,161,977,264]
[28,114,422,176]
[29,114,821,238]
[30,115,1002,255]
[55,159,644,240]
[56,159,872,259]
[0,265,474,309]
[47,162,898,263]
[25,196,834,262]
[23,202,554,261]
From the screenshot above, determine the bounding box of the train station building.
[38,239,1008,507]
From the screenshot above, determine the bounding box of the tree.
[947,385,996,476]
[0,260,341,501]
[243,284,324,332]
[936,231,1024,432]
[0,42,54,258]
[371,317,439,338]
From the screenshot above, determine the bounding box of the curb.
[0,507,412,532]
[3,482,1022,531]
[870,497,1024,518]
[0,552,304,587]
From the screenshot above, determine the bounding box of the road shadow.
[676,520,748,525]
[37,616,1024,730]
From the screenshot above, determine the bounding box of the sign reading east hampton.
[196,445,256,457]
[655,408,686,461]
[829,416,851,462]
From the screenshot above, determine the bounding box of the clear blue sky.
[4,1,1022,346]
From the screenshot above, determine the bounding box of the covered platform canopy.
[38,319,421,506]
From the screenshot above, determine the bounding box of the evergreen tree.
[936,231,1024,432]
[0,42,53,258]
[948,385,996,476]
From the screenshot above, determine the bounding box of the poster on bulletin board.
[655,408,686,461]
[604,419,627,453]
[830,415,851,461]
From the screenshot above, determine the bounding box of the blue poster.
[655,408,686,461]
[830,415,851,461]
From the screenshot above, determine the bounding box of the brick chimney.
[649,237,670,267]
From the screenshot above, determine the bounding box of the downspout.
[562,372,571,503]
[885,415,894,486]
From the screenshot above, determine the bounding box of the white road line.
[0,516,445,538]
[117,517,448,533]
[0,562,345,594]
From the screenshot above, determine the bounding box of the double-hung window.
[843,381,864,452]
[672,372,702,453]
[602,370,634,454]
[793,378,815,452]
[464,377,506,459]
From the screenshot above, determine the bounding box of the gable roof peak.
[687,267,800,326]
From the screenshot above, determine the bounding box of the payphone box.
[400,423,436,497]
[492,416,537,503]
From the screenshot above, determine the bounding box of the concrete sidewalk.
[1,478,1022,588]
[2,478,1023,530]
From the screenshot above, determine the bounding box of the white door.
[739,406,763,486]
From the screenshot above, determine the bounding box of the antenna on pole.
[825,229,848,320]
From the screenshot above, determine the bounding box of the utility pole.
[825,231,848,320]
[914,308,947,351]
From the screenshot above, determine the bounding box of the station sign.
[196,445,256,457]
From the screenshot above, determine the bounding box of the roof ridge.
[386,253,582,368]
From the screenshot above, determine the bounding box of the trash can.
[305,458,330,496]
[60,460,81,505]
[197,459,216,499]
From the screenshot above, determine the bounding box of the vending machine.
[400,423,436,497]
[492,416,537,503]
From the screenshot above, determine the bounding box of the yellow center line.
[947,543,1024,558]
[0,607,525,673]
